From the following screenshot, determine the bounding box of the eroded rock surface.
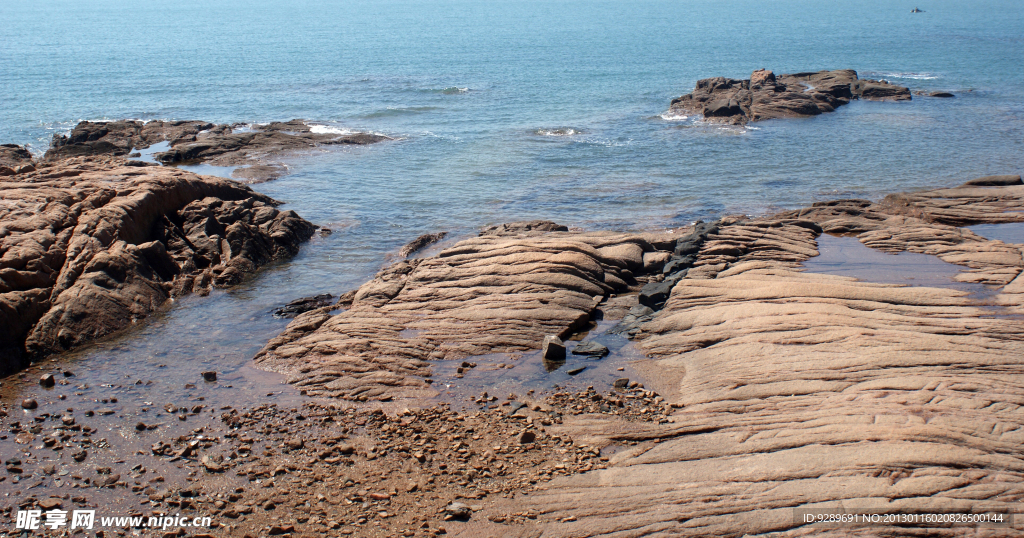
[0,155,315,373]
[44,119,391,182]
[498,178,1024,537]
[670,69,912,124]
[254,225,685,401]
[153,119,390,167]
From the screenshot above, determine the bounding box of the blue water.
[1,0,1023,394]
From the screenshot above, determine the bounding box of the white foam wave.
[659,112,689,121]
[868,71,938,80]
[309,125,356,135]
[535,128,582,136]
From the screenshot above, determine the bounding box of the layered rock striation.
[496,175,1024,537]
[254,223,684,401]
[0,155,316,374]
[670,68,912,124]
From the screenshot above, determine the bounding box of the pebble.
[201,371,218,382]
[444,502,472,520]
[39,373,56,387]
[21,398,38,410]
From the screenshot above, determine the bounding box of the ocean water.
[2,0,1023,391]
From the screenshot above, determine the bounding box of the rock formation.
[0,155,316,374]
[670,69,912,124]
[493,175,1024,536]
[250,173,1024,535]
[254,223,684,401]
[0,144,36,175]
[45,119,391,182]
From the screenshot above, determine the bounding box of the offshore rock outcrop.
[0,155,316,374]
[45,119,391,182]
[670,68,912,124]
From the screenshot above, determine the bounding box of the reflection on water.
[430,319,648,411]
[801,234,996,299]
[967,222,1024,245]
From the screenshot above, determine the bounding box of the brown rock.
[39,373,55,387]
[254,227,667,400]
[0,157,316,374]
[508,180,1024,536]
[398,232,448,258]
[152,119,389,166]
[749,68,776,87]
[669,69,911,124]
[44,120,218,160]
[0,144,34,171]
[21,398,38,409]
[38,498,62,510]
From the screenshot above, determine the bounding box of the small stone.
[21,398,38,410]
[541,335,565,361]
[40,374,56,387]
[444,502,472,520]
[135,422,148,431]
[571,341,609,358]
[201,371,217,382]
[566,366,585,375]
[519,431,537,444]
[71,450,87,462]
[62,415,76,426]
[285,439,303,450]
[38,498,62,510]
[613,378,630,389]
[368,492,390,500]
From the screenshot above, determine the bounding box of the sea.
[1,0,1023,394]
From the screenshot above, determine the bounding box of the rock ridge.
[44,119,391,182]
[670,68,912,124]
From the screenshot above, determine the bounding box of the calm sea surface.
[1,0,1023,393]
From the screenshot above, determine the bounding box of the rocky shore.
[4,171,1024,538]
[670,69,912,124]
[0,152,317,375]
[46,119,390,182]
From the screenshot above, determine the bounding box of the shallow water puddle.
[967,222,1024,245]
[175,162,239,179]
[430,319,648,411]
[802,235,992,296]
[129,141,171,164]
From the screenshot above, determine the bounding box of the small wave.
[658,112,689,121]
[866,71,938,80]
[535,128,583,136]
[309,124,357,135]
[360,106,441,119]
[418,87,469,94]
